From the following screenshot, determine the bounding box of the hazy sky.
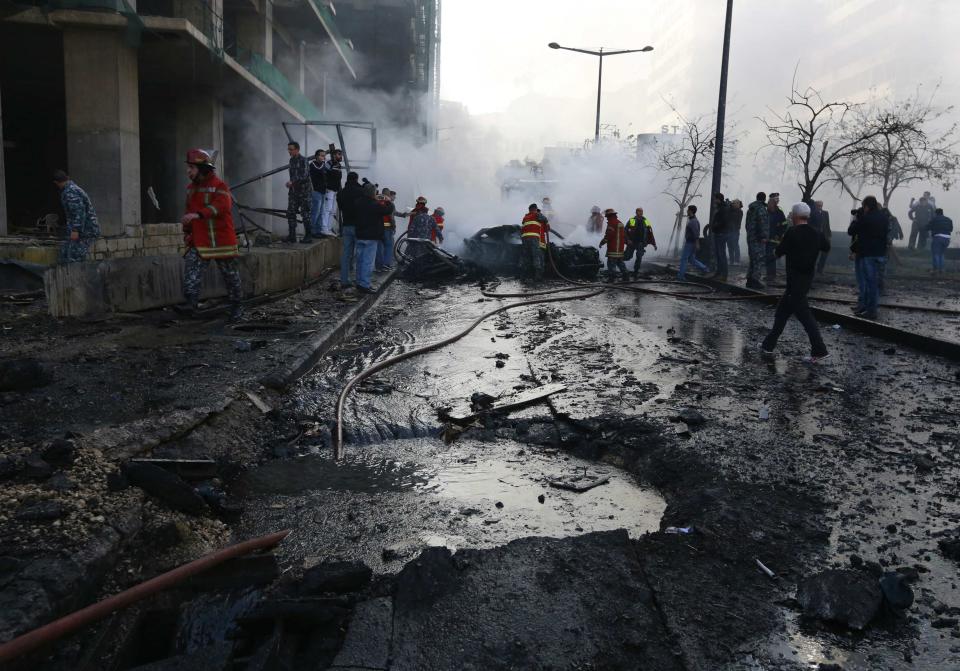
[441,0,656,116]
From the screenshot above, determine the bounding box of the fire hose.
[0,530,291,665]
[333,232,776,456]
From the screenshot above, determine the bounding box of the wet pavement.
[233,271,960,670]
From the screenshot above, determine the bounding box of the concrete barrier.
[44,239,341,317]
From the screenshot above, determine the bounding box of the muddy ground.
[3,261,960,670]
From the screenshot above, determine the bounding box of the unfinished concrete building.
[0,0,440,267]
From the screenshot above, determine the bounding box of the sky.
[434,0,960,240]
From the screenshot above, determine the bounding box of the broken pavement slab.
[389,531,683,670]
[331,597,393,670]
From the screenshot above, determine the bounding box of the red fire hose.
[0,529,291,665]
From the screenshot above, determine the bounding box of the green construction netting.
[15,0,143,46]
[241,50,322,120]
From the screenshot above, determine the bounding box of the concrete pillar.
[63,28,140,237]
[236,2,272,63]
[0,87,7,236]
[175,96,224,175]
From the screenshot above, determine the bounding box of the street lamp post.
[548,42,653,143]
[709,0,734,225]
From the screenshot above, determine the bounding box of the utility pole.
[709,0,734,224]
[595,49,604,143]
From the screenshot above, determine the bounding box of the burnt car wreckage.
[397,225,602,280]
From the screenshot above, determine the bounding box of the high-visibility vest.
[603,219,626,257]
[521,212,542,239]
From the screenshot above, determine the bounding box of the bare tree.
[839,86,960,208]
[657,108,718,255]
[759,83,890,201]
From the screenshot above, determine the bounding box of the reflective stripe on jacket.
[603,219,626,257]
[521,212,542,239]
[184,174,238,259]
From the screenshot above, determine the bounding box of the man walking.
[927,207,953,274]
[599,208,628,282]
[336,171,363,291]
[727,199,743,265]
[677,205,708,281]
[625,207,657,278]
[760,202,830,363]
[908,193,935,250]
[765,193,787,282]
[744,192,768,289]
[53,170,100,264]
[180,149,244,322]
[520,203,545,280]
[285,141,312,243]
[709,192,730,281]
[848,196,889,320]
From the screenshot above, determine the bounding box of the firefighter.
[624,207,657,278]
[180,148,244,321]
[538,208,552,264]
[542,196,557,225]
[599,208,627,282]
[431,207,445,244]
[520,203,545,279]
[407,196,441,257]
[375,187,396,271]
[587,205,604,234]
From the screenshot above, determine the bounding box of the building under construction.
[0,0,441,249]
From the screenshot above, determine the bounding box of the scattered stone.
[933,617,959,629]
[470,392,496,411]
[896,566,920,583]
[879,572,914,612]
[938,538,960,563]
[0,358,52,392]
[22,454,53,481]
[44,472,78,491]
[675,408,706,426]
[913,453,936,472]
[123,462,207,515]
[301,561,372,594]
[15,501,65,522]
[151,520,193,549]
[797,569,882,630]
[234,340,253,352]
[537,494,545,504]
[41,439,76,469]
[0,456,19,480]
[495,501,504,509]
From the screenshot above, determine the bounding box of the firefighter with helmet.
[181,148,244,321]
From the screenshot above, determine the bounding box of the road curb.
[648,262,960,361]
[260,269,399,389]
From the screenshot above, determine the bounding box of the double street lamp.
[548,42,654,143]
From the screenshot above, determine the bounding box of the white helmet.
[591,205,601,214]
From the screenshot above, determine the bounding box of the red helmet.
[185,148,217,168]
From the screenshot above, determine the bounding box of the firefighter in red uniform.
[538,208,552,261]
[430,207,445,244]
[599,207,628,282]
[180,148,244,321]
[520,203,546,279]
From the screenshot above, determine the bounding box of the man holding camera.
[848,196,889,320]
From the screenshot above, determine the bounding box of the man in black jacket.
[319,148,344,236]
[708,193,730,280]
[354,182,393,293]
[761,202,831,363]
[336,172,363,289]
[848,195,889,319]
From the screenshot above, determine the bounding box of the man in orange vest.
[520,203,546,279]
[599,207,627,282]
[180,148,244,321]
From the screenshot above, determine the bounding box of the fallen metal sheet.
[446,383,567,422]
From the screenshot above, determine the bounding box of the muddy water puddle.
[237,437,666,572]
